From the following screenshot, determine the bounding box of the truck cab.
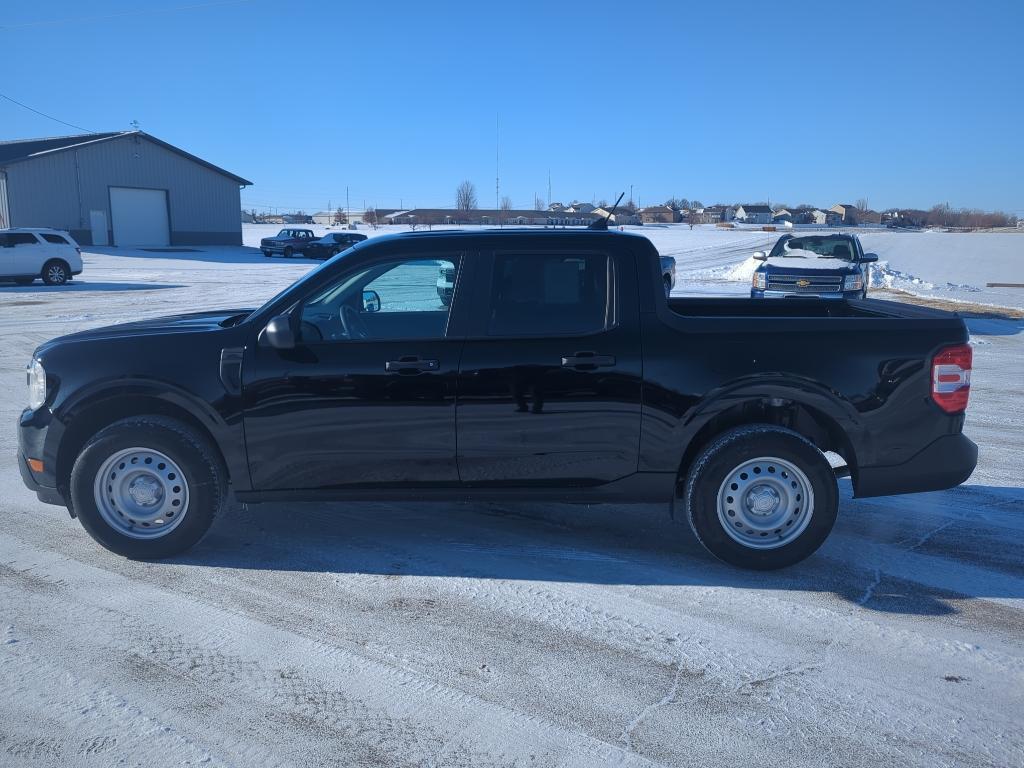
[750,233,878,299]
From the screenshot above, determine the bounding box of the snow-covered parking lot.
[0,225,1021,767]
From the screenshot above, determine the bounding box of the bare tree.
[855,197,869,212]
[333,207,346,225]
[533,194,545,211]
[364,207,378,229]
[456,180,478,211]
[686,210,702,229]
[500,196,513,224]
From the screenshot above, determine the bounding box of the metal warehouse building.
[0,131,251,246]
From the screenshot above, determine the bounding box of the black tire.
[42,259,70,285]
[69,416,226,559]
[684,425,838,570]
[283,246,294,258]
[262,250,273,258]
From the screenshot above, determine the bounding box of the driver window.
[299,255,461,343]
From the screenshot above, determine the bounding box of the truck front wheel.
[69,416,226,559]
[684,425,838,570]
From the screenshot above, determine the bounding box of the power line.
[0,91,95,133]
[0,0,253,30]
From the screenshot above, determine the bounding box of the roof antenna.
[588,192,625,230]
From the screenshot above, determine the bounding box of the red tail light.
[931,344,972,413]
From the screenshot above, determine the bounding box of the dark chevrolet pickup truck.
[18,230,977,569]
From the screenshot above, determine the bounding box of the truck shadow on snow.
[0,281,183,293]
[177,482,1024,619]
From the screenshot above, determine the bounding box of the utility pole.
[495,113,500,226]
[548,170,551,209]
[346,186,350,226]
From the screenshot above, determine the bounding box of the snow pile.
[868,261,983,295]
[725,257,760,281]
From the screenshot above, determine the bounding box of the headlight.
[752,272,766,289]
[843,274,864,292]
[27,359,46,410]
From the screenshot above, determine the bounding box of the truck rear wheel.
[69,416,226,559]
[684,425,837,570]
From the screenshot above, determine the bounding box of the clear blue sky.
[3,0,1022,214]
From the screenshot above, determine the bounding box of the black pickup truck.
[18,230,977,569]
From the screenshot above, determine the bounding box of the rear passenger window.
[8,233,39,246]
[488,252,613,337]
[41,234,70,245]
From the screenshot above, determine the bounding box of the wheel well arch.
[676,397,858,487]
[56,394,229,494]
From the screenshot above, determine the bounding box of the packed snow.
[0,223,1021,767]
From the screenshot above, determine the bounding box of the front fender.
[50,377,250,492]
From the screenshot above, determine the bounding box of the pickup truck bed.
[18,229,976,569]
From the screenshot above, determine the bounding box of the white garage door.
[110,187,170,246]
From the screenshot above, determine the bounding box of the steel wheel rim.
[47,265,67,283]
[93,447,189,540]
[716,456,814,550]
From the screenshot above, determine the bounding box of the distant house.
[695,205,734,224]
[283,213,313,224]
[735,204,773,224]
[811,209,842,226]
[830,203,860,224]
[312,210,340,225]
[241,210,254,224]
[787,207,816,224]
[772,209,793,224]
[639,205,681,224]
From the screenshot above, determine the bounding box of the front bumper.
[17,452,65,506]
[751,289,859,299]
[855,433,978,498]
[17,407,66,507]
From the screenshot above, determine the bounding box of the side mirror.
[753,251,767,261]
[860,253,879,263]
[362,290,381,313]
[262,314,295,349]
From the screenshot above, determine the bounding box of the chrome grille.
[767,274,843,292]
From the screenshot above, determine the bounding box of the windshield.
[247,247,356,320]
[770,236,857,260]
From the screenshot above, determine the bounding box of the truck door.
[456,248,642,485]
[242,253,468,490]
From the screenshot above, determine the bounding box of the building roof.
[0,131,252,185]
[738,204,772,213]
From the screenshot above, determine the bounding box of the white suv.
[0,228,84,285]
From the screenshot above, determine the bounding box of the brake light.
[931,344,972,413]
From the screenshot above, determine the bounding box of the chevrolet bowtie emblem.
[796,279,811,287]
